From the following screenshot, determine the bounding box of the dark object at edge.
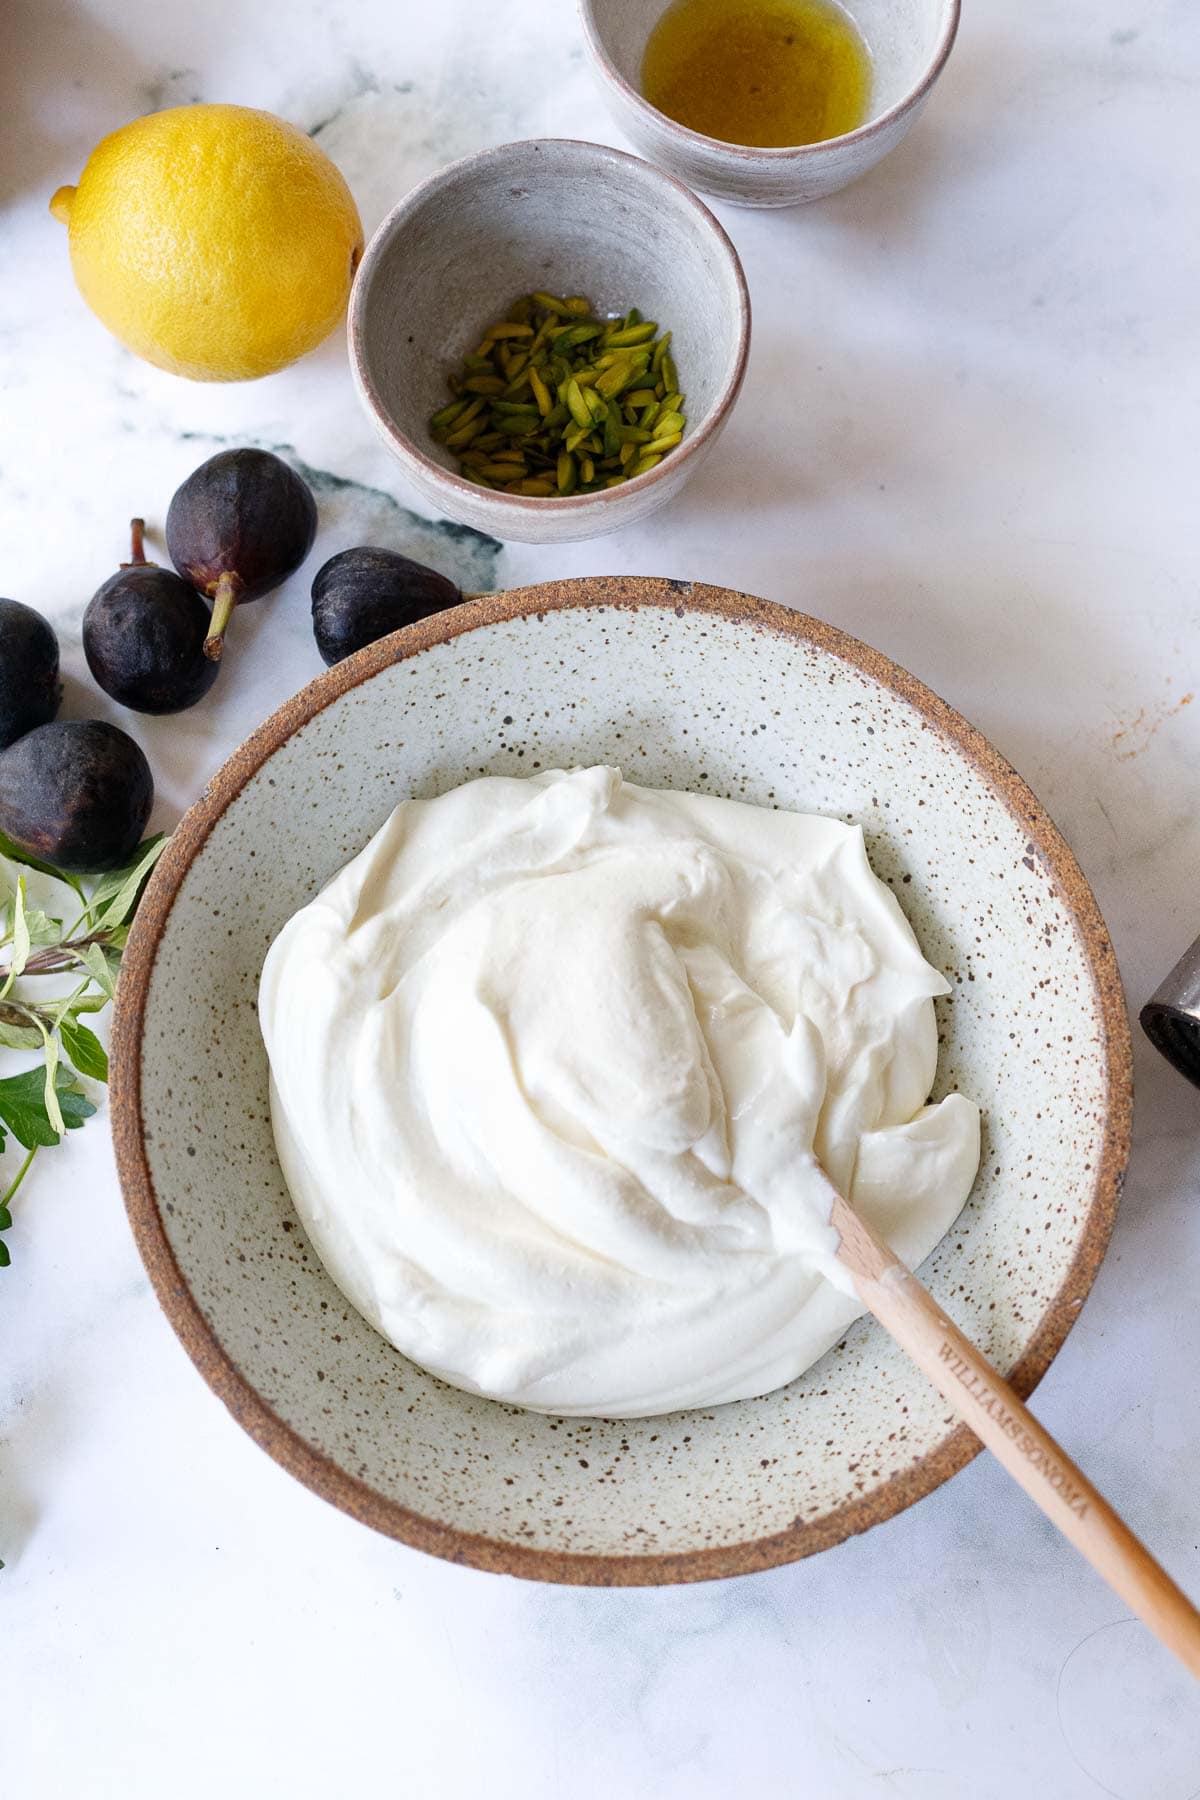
[1142,934,1200,1089]
[311,546,462,666]
[0,598,62,749]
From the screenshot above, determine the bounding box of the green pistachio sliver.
[435,292,682,496]
[477,459,529,479]
[445,394,485,428]
[445,415,488,451]
[552,322,604,352]
[595,359,644,400]
[430,398,470,433]
[529,366,553,416]
[606,321,657,348]
[565,378,593,430]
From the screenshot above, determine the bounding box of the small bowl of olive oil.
[580,0,959,208]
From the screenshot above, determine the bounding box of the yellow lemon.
[50,104,364,382]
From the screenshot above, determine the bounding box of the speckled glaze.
[111,580,1131,1585]
[348,140,750,544]
[580,0,960,209]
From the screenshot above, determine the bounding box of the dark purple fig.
[311,547,462,666]
[83,520,221,714]
[0,598,61,750]
[165,449,317,663]
[0,720,153,872]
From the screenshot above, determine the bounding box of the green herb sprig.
[0,830,168,1265]
[431,292,685,495]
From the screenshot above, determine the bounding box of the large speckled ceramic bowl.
[111,580,1131,1584]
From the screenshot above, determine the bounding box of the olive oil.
[641,0,871,149]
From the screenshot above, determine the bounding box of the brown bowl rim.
[110,577,1132,1586]
[578,0,961,164]
[347,137,752,518]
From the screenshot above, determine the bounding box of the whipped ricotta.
[260,767,980,1418]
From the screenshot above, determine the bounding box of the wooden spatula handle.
[831,1191,1200,1680]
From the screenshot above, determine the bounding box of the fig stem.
[125,518,148,567]
[204,572,241,661]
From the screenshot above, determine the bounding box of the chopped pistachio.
[430,293,686,495]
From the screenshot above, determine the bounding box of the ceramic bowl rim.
[110,578,1132,1586]
[347,138,751,520]
[578,0,962,164]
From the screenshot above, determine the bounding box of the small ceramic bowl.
[349,140,750,545]
[112,580,1131,1585]
[579,0,960,208]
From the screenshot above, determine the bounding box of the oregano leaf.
[1,879,30,1000]
[59,1017,109,1083]
[39,1024,63,1137]
[24,908,63,948]
[86,835,168,932]
[76,942,118,1000]
[0,1066,93,1149]
[0,1019,43,1051]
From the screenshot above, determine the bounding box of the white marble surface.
[3,0,1200,1793]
